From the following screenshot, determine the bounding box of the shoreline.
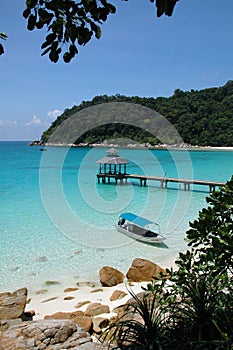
[22,257,177,321]
[25,281,149,321]
[29,140,233,151]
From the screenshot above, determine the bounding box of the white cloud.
[47,109,61,120]
[25,116,42,126]
[0,119,18,126]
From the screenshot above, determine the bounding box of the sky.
[1,0,233,141]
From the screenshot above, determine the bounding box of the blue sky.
[1,0,233,140]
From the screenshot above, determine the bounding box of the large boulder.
[99,266,124,287]
[0,288,27,320]
[0,319,103,349]
[126,258,167,282]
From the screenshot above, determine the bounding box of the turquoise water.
[1,141,233,295]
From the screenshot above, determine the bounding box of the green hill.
[41,80,233,147]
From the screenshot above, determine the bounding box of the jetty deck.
[96,173,225,192]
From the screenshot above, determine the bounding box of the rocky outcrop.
[126,258,167,282]
[0,288,27,320]
[0,319,105,349]
[44,310,93,333]
[92,317,109,334]
[99,266,124,287]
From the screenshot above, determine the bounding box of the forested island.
[41,81,233,147]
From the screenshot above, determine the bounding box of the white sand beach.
[26,280,149,321]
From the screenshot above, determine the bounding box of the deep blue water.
[1,141,232,295]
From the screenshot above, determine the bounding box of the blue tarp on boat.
[120,212,155,227]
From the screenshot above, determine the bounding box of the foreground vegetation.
[41,81,233,147]
[101,177,233,349]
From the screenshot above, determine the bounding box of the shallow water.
[1,142,232,295]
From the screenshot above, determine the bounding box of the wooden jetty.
[96,173,225,192]
[96,148,225,192]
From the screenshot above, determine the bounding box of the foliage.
[23,0,116,63]
[101,177,233,349]
[41,81,233,147]
[8,0,178,63]
[0,32,7,55]
[180,176,233,276]
[101,284,174,350]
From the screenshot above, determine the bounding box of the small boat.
[117,212,166,244]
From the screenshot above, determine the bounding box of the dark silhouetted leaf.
[27,14,36,30]
[23,8,31,19]
[0,43,4,55]
[63,52,71,63]
[26,0,38,9]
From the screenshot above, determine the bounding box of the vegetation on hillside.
[41,80,233,147]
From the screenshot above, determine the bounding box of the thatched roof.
[96,148,129,165]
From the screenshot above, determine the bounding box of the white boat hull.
[116,224,165,244]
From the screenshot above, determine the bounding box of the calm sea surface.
[1,141,233,295]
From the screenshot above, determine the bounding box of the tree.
[101,177,233,349]
[0,0,179,62]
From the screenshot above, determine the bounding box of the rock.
[126,258,167,282]
[0,319,96,349]
[84,303,110,317]
[99,266,124,287]
[92,317,109,334]
[90,288,103,293]
[76,281,97,288]
[45,310,93,333]
[35,289,48,295]
[114,291,154,324]
[41,296,58,303]
[75,300,91,309]
[22,310,35,321]
[0,288,27,320]
[37,256,48,262]
[64,296,75,300]
[109,290,127,301]
[45,280,60,286]
[0,318,22,332]
[64,287,79,293]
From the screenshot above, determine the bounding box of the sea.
[1,141,233,296]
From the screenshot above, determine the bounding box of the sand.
[26,281,149,320]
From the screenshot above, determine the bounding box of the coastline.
[29,140,233,151]
[24,257,177,321]
[26,281,149,321]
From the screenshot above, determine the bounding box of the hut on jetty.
[96,148,129,184]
